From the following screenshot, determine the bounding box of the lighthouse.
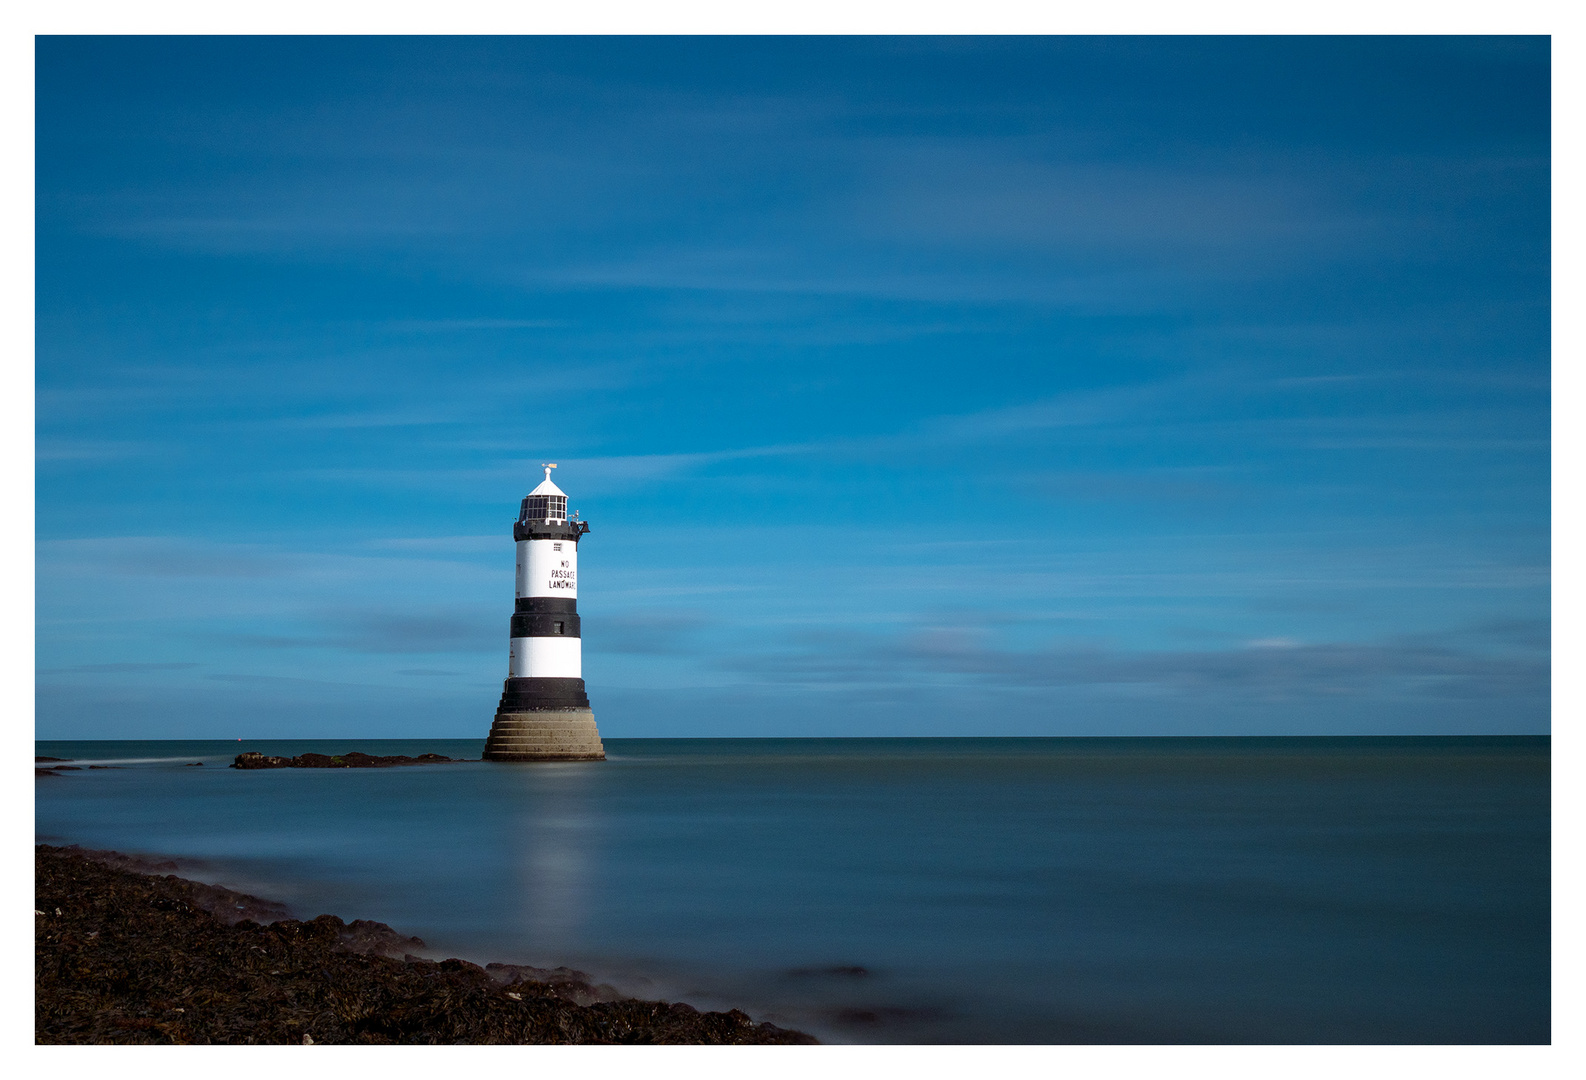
[483,465,606,761]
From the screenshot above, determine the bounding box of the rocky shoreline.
[35,845,816,1044]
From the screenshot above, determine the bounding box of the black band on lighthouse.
[497,677,590,711]
[515,596,578,614]
[511,613,581,638]
[514,519,591,542]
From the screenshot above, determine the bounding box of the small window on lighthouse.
[553,543,562,551]
[554,622,564,635]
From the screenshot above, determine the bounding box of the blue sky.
[35,36,1549,739]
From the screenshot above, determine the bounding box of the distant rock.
[231,753,292,769]
[231,750,461,770]
[786,965,872,978]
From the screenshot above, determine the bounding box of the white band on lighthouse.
[509,635,582,678]
[516,539,578,599]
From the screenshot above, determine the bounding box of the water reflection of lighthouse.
[514,767,598,954]
[484,464,607,761]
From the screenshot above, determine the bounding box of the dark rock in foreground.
[35,845,815,1044]
[232,751,462,770]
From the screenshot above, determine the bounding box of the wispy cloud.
[39,662,200,674]
[724,629,1549,703]
[861,144,1373,257]
[596,610,713,655]
[56,538,298,580]
[35,438,158,463]
[229,610,496,655]
[364,535,500,554]
[381,318,568,332]
[279,409,473,430]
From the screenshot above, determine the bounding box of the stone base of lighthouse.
[483,678,605,761]
[484,709,605,761]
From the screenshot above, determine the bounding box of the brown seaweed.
[35,845,815,1044]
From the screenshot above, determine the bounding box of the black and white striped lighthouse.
[483,465,606,761]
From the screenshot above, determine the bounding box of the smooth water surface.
[35,737,1549,1043]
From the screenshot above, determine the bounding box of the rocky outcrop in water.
[231,751,460,770]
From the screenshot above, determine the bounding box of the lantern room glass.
[521,494,568,522]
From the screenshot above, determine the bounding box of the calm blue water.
[35,737,1549,1043]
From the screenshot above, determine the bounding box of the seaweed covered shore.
[36,845,815,1044]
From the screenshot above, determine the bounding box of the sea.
[34,736,1550,1044]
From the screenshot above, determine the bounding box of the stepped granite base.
[483,708,606,761]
